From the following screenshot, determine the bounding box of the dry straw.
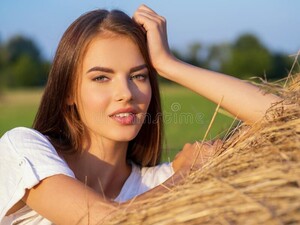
[106,73,300,225]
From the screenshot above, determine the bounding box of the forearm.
[126,170,184,205]
[22,175,117,225]
[134,5,281,124]
[157,57,281,124]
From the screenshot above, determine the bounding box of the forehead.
[82,34,145,71]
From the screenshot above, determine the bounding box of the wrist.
[154,54,180,78]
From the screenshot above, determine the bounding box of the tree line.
[172,33,294,81]
[0,33,294,89]
[0,35,50,89]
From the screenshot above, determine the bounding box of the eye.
[93,75,109,82]
[130,73,148,81]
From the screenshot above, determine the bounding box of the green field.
[0,89,42,133]
[159,84,236,160]
[0,85,236,160]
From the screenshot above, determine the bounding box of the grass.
[160,84,236,160]
[0,89,42,133]
[0,85,236,160]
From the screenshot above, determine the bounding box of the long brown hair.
[33,9,163,166]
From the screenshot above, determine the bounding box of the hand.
[133,4,173,73]
[172,140,223,173]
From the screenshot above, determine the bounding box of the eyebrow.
[86,64,148,74]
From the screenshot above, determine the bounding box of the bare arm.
[156,59,280,123]
[20,162,198,225]
[133,5,281,124]
[22,175,117,225]
[159,60,281,123]
[21,140,220,224]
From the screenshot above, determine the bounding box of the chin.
[110,130,140,142]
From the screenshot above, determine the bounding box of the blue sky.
[1,0,299,60]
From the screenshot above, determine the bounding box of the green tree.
[269,53,293,79]
[221,34,272,79]
[186,42,203,67]
[206,43,231,71]
[0,38,7,90]
[0,35,49,88]
[5,35,41,63]
[11,54,42,87]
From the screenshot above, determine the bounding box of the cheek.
[140,82,152,108]
[77,86,109,119]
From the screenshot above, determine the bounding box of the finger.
[183,142,192,148]
[137,4,159,15]
[133,4,166,26]
[134,12,162,26]
[136,9,166,23]
[212,139,224,149]
[133,14,167,40]
[197,142,217,158]
[133,11,166,29]
[193,141,212,150]
[181,143,195,155]
[135,11,166,26]
[132,14,153,33]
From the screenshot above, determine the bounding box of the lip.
[109,107,138,117]
[109,107,139,125]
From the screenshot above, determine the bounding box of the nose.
[114,78,133,102]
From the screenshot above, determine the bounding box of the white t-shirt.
[0,127,174,225]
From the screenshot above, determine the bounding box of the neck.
[64,138,131,200]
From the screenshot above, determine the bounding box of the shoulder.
[0,128,75,221]
[0,127,58,159]
[2,126,47,140]
[0,127,75,184]
[1,127,49,146]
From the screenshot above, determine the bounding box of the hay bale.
[107,74,300,225]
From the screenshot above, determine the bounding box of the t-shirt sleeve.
[141,162,174,190]
[115,162,175,203]
[0,127,75,220]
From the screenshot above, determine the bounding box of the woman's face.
[75,34,152,145]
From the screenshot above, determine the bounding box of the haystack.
[107,74,300,225]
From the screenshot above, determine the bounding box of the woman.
[0,4,280,225]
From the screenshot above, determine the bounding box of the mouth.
[109,108,139,125]
[113,112,135,118]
